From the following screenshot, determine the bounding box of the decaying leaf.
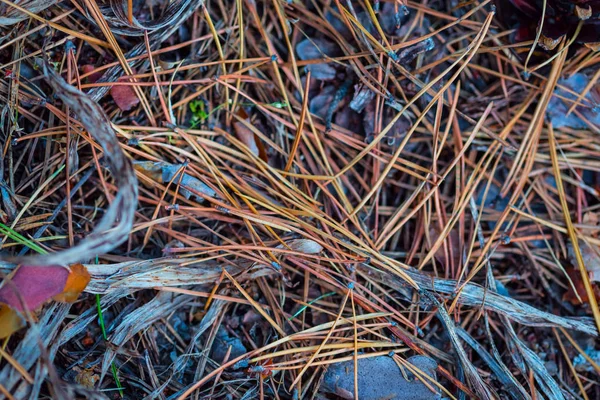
[0,263,91,312]
[74,367,100,389]
[305,63,337,81]
[296,38,340,61]
[563,265,600,305]
[280,239,323,254]
[426,227,461,269]
[296,38,340,81]
[233,108,267,161]
[53,263,91,303]
[0,304,25,339]
[547,73,600,129]
[133,160,216,200]
[81,65,103,84]
[309,86,336,119]
[234,121,260,158]
[568,241,600,282]
[110,77,140,111]
[0,265,70,312]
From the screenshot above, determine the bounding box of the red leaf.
[563,266,600,305]
[233,112,267,162]
[81,65,103,84]
[110,78,140,111]
[0,265,69,312]
[234,121,260,157]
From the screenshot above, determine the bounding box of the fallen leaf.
[296,38,339,60]
[281,239,323,254]
[309,86,336,119]
[81,65,103,84]
[296,38,339,81]
[211,326,247,364]
[133,160,164,182]
[234,109,267,161]
[427,227,461,270]
[563,265,600,305]
[0,304,25,339]
[568,241,600,282]
[110,77,140,111]
[53,263,91,303]
[133,160,217,200]
[234,121,260,158]
[74,367,99,389]
[0,265,69,312]
[305,63,337,81]
[582,212,600,237]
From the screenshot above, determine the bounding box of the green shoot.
[95,256,124,397]
[290,292,336,320]
[0,222,48,255]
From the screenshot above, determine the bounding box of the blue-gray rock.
[321,355,442,400]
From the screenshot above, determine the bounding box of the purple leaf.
[0,265,69,312]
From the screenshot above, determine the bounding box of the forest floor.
[1,0,600,399]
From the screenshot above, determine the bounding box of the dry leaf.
[53,263,91,303]
[309,86,336,119]
[296,38,340,81]
[568,241,600,282]
[111,77,140,111]
[281,239,323,254]
[548,73,600,129]
[562,266,600,305]
[81,65,103,84]
[234,109,267,161]
[74,367,99,389]
[427,227,461,269]
[0,304,25,339]
[582,212,600,237]
[296,38,339,60]
[234,121,260,157]
[305,64,337,81]
[133,160,216,200]
[0,265,69,312]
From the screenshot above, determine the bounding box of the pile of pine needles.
[1,0,600,399]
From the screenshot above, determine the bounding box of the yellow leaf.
[0,304,25,339]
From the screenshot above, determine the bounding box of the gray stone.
[321,355,442,400]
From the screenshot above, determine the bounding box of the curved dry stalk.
[0,60,138,266]
[0,0,59,26]
[365,266,598,335]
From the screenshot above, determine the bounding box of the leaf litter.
[1,0,600,399]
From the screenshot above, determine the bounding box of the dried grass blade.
[548,123,600,333]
